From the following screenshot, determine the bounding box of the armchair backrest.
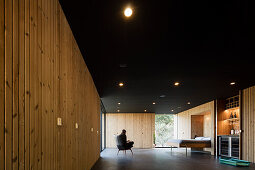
[114,134,126,150]
[114,135,122,145]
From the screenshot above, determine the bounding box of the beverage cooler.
[218,135,239,158]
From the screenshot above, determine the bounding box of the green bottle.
[230,112,233,119]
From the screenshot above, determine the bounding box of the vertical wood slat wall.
[106,113,155,149]
[0,0,101,169]
[0,0,4,169]
[242,85,255,163]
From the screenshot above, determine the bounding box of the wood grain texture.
[177,101,215,155]
[13,0,19,169]
[24,0,31,169]
[18,0,26,169]
[191,115,204,139]
[216,100,229,135]
[217,106,240,136]
[203,112,212,138]
[106,113,155,148]
[241,85,255,163]
[0,0,5,169]
[5,0,13,169]
[0,0,101,169]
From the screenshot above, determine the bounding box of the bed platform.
[167,138,211,156]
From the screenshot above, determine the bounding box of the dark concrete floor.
[92,148,255,170]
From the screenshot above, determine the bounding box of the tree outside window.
[155,114,175,147]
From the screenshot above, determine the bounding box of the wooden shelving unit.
[225,95,239,110]
[217,96,241,159]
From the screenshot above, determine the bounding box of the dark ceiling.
[59,0,255,114]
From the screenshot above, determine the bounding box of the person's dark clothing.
[126,141,134,148]
[118,133,127,146]
[117,133,134,149]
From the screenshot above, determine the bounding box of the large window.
[155,114,177,147]
[100,102,106,151]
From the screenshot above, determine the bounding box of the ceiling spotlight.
[171,109,174,112]
[230,82,236,85]
[160,95,166,98]
[117,110,120,112]
[187,102,191,105]
[124,7,132,17]
[119,64,127,68]
[144,109,147,112]
[152,102,156,105]
[119,82,124,87]
[174,82,180,86]
[118,102,121,105]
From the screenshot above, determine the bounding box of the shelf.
[225,95,239,109]
[225,118,239,121]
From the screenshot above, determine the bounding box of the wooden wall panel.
[204,112,212,138]
[216,100,230,135]
[191,115,204,139]
[143,114,154,148]
[133,114,142,148]
[106,114,118,148]
[242,85,255,163]
[106,113,155,148]
[13,0,19,169]
[0,0,5,169]
[18,0,25,169]
[5,0,13,169]
[217,106,240,135]
[177,101,215,154]
[24,0,31,169]
[0,0,101,169]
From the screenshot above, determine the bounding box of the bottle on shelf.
[230,112,233,119]
[234,112,237,118]
[231,129,235,135]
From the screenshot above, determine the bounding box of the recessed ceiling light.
[117,110,120,112]
[152,102,156,105]
[230,82,236,85]
[144,109,147,112]
[119,64,127,68]
[124,7,132,17]
[118,102,121,105]
[119,82,124,87]
[174,82,180,86]
[187,102,191,105]
[171,109,174,112]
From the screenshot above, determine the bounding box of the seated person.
[117,129,134,149]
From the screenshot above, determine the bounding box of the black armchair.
[114,135,133,155]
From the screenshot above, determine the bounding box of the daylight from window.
[155,114,176,147]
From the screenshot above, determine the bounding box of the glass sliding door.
[101,111,105,150]
[155,114,177,147]
[100,101,106,151]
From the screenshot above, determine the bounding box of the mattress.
[167,139,211,148]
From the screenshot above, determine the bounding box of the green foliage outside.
[155,114,174,147]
